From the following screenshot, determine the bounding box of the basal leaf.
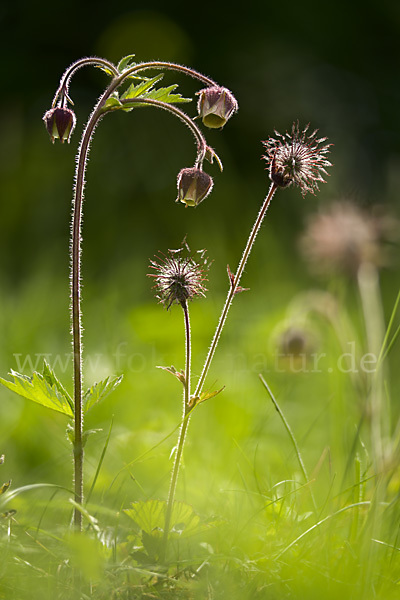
[83,375,122,413]
[0,361,73,417]
[125,499,165,533]
[124,499,219,539]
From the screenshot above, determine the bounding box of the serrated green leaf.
[189,386,225,408]
[117,54,136,72]
[83,375,122,413]
[120,74,164,101]
[124,499,220,539]
[0,361,73,417]
[145,84,191,104]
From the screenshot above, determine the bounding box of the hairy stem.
[68,58,219,530]
[194,183,277,398]
[52,57,119,107]
[162,301,192,561]
[71,78,122,530]
[121,60,216,87]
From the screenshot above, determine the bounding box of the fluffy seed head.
[262,122,332,196]
[300,201,399,277]
[148,246,209,309]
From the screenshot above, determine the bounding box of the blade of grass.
[275,501,371,559]
[86,417,113,505]
[259,374,317,512]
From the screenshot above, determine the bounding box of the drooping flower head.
[196,86,238,129]
[43,107,76,143]
[176,167,213,207]
[262,122,332,196]
[148,245,209,309]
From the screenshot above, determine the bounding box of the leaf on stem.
[117,54,136,72]
[227,265,249,295]
[156,365,186,386]
[102,94,123,111]
[0,481,11,495]
[83,375,123,414]
[0,360,73,417]
[189,386,225,408]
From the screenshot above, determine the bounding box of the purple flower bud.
[176,167,213,207]
[43,107,76,143]
[197,86,238,129]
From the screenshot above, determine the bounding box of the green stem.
[357,262,387,471]
[194,183,277,398]
[259,374,317,511]
[162,301,192,561]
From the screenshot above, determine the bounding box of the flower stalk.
[161,300,193,561]
[46,56,235,530]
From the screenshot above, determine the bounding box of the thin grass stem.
[259,373,317,512]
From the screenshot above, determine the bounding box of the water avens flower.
[197,86,238,129]
[176,167,213,207]
[148,247,209,309]
[43,107,76,143]
[262,122,332,196]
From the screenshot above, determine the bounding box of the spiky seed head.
[262,122,332,196]
[197,86,238,129]
[148,246,209,309]
[43,107,76,143]
[176,167,213,207]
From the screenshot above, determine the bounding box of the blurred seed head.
[197,86,238,129]
[262,122,332,196]
[176,167,213,207]
[43,107,76,143]
[299,201,399,277]
[148,245,209,309]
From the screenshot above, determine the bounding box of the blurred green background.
[0,0,399,531]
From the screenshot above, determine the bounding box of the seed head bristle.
[262,121,332,196]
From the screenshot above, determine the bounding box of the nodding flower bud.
[43,107,76,143]
[176,167,213,207]
[197,86,238,129]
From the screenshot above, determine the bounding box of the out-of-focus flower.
[43,107,76,143]
[197,86,238,129]
[262,122,332,196]
[300,201,399,277]
[148,246,209,309]
[176,167,213,207]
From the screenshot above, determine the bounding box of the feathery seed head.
[148,246,209,309]
[262,122,332,196]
